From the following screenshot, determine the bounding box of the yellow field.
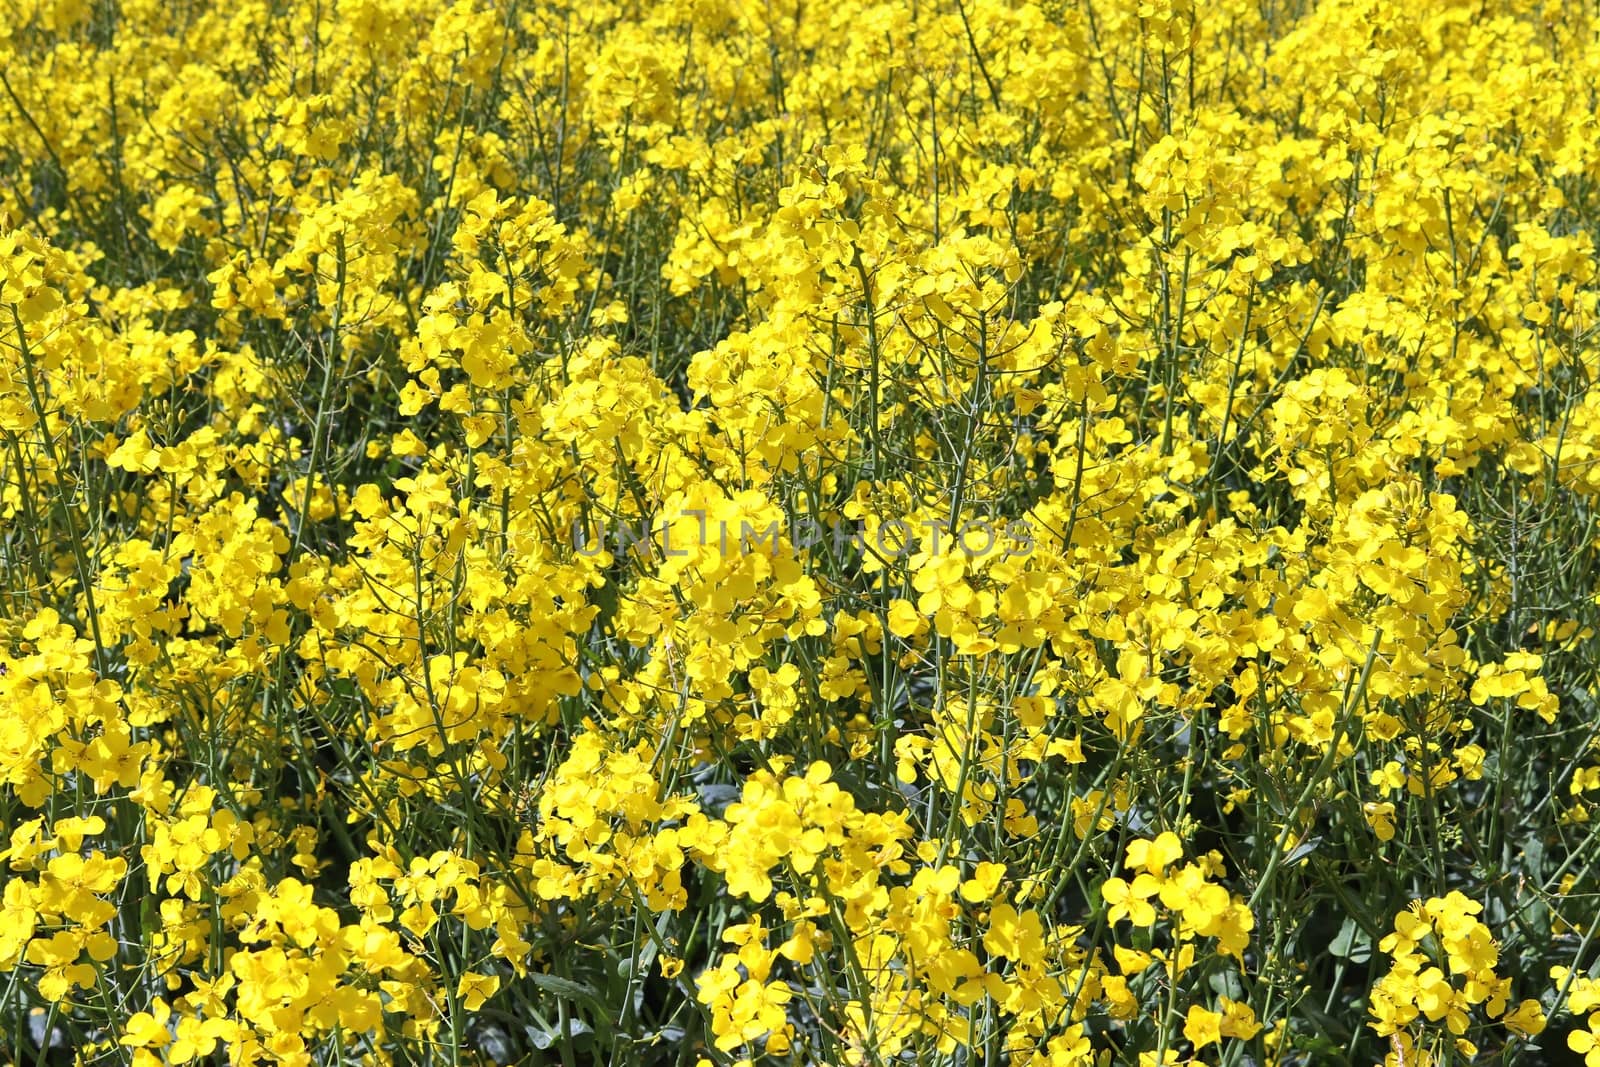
[2,1,1600,1064]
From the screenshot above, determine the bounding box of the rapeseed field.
[2,1,1599,1064]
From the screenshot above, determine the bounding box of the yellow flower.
[457,971,501,1012]
[1126,832,1184,878]
[1103,874,1161,927]
[1571,1013,1600,1067]
[1184,1005,1223,1049]
[120,999,172,1048]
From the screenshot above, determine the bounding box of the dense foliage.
[3,0,1600,1064]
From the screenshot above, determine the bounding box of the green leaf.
[1330,917,1372,964]
[528,972,615,1025]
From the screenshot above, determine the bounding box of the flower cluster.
[1369,892,1545,1065]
